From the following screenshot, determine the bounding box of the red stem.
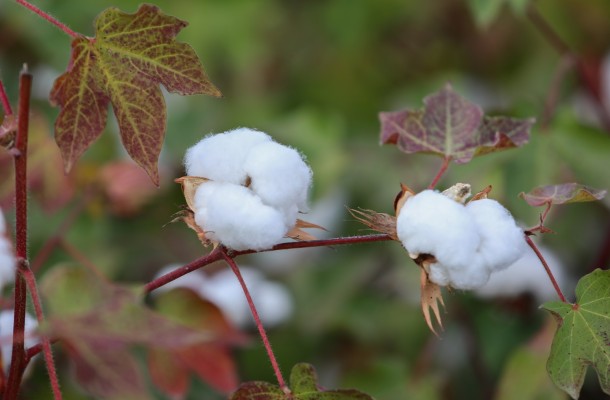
[0,80,12,116]
[20,263,62,400]
[525,235,567,303]
[5,65,32,400]
[221,250,290,395]
[428,156,451,190]
[14,0,79,39]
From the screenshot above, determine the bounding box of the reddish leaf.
[148,348,190,398]
[151,288,244,395]
[50,4,221,185]
[379,84,534,163]
[99,161,160,216]
[40,267,226,399]
[520,183,607,207]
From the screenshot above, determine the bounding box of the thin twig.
[525,235,567,303]
[221,250,290,395]
[20,262,62,400]
[0,79,13,116]
[428,156,451,190]
[14,0,79,39]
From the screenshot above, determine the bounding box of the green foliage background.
[1,0,609,399]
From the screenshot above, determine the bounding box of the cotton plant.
[176,128,322,251]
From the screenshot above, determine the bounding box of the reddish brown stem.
[144,247,224,293]
[428,156,451,190]
[14,0,79,39]
[20,263,62,400]
[525,235,567,303]
[221,250,290,395]
[0,80,13,115]
[5,65,32,400]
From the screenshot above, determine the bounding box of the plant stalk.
[15,0,79,39]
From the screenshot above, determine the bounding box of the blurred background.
[1,0,609,399]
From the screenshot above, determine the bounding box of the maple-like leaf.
[542,269,610,399]
[50,4,221,185]
[231,363,374,400]
[379,84,534,163]
[520,183,607,207]
[40,266,230,399]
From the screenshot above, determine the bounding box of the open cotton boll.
[396,190,480,268]
[184,128,271,184]
[475,243,567,302]
[466,199,526,271]
[0,310,38,373]
[194,182,289,251]
[244,141,312,211]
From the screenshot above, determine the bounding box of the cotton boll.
[396,190,480,268]
[466,199,526,271]
[475,244,567,303]
[428,263,451,286]
[184,128,271,184]
[446,258,491,290]
[0,310,38,373]
[244,141,312,211]
[194,182,288,251]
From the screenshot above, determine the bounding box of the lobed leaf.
[379,84,533,163]
[230,363,374,399]
[520,183,607,207]
[51,4,221,185]
[542,269,610,399]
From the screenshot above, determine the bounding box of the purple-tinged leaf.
[380,84,534,163]
[520,183,607,207]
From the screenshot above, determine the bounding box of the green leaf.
[542,269,610,399]
[230,363,374,400]
[520,183,607,207]
[379,84,533,164]
[50,4,221,185]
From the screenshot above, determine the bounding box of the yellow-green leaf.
[51,4,221,185]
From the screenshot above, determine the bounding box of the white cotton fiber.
[396,190,480,268]
[244,141,312,211]
[0,210,15,292]
[396,188,525,290]
[194,182,289,251]
[184,128,313,251]
[466,199,526,271]
[184,128,271,184]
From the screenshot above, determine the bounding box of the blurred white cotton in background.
[0,310,38,373]
[0,210,15,292]
[475,243,568,303]
[154,265,293,328]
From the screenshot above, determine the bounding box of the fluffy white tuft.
[153,265,293,328]
[0,210,15,292]
[0,310,38,373]
[244,141,312,211]
[185,128,313,251]
[396,189,525,290]
[466,199,526,271]
[396,190,480,268]
[184,128,271,184]
[194,182,289,251]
